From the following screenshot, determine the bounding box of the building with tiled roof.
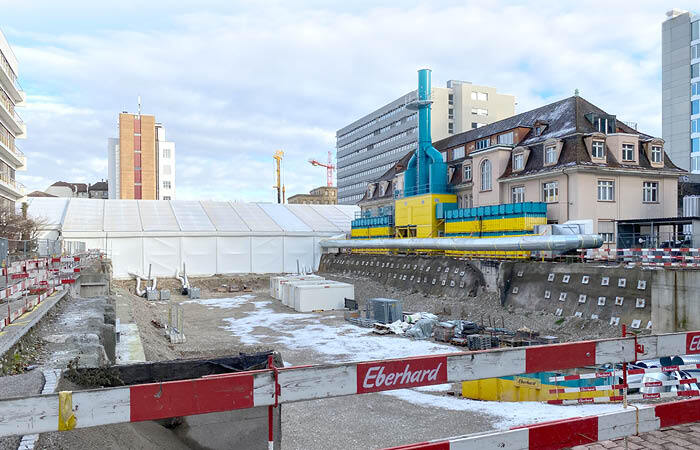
[357,95,685,242]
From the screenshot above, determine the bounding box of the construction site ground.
[108,274,637,449]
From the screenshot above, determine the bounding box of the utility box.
[160,289,171,301]
[368,298,403,324]
[146,288,158,301]
[188,287,201,299]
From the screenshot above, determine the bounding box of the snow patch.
[381,389,626,429]
[182,294,256,309]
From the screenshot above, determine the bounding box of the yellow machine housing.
[394,193,456,238]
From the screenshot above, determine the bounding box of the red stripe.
[656,397,700,427]
[525,341,596,373]
[528,416,598,449]
[129,372,255,421]
[383,442,449,450]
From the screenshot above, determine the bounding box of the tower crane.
[308,150,336,187]
[273,150,285,204]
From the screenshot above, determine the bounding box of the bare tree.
[0,203,48,256]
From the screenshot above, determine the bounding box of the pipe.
[319,234,603,252]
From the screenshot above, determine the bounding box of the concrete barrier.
[651,269,700,333]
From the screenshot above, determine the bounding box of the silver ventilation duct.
[320,235,603,252]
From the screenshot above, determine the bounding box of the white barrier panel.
[282,279,330,306]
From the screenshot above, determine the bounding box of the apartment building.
[336,79,515,204]
[0,29,27,209]
[359,95,684,245]
[155,123,176,200]
[287,186,337,205]
[662,9,699,172]
[108,113,176,199]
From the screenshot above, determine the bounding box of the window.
[693,63,700,79]
[470,92,487,101]
[448,94,454,105]
[163,148,171,158]
[534,125,545,136]
[475,138,490,150]
[163,180,171,189]
[472,122,486,129]
[448,122,454,134]
[694,137,700,153]
[511,186,525,203]
[693,20,699,40]
[599,221,615,244]
[651,145,662,163]
[448,108,454,119]
[643,181,658,203]
[545,145,557,164]
[694,82,700,96]
[693,154,700,173]
[513,153,524,170]
[452,146,465,160]
[463,164,472,181]
[597,180,615,201]
[471,108,488,116]
[497,132,514,145]
[693,119,700,133]
[693,100,700,116]
[592,141,605,158]
[542,182,558,203]
[622,143,635,161]
[693,44,699,60]
[163,196,171,200]
[480,159,492,191]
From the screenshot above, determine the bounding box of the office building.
[662,9,699,172]
[0,29,27,209]
[108,112,175,199]
[336,78,515,204]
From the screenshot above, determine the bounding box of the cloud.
[7,1,696,199]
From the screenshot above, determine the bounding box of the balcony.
[0,172,25,199]
[0,57,25,105]
[0,139,26,169]
[0,100,26,137]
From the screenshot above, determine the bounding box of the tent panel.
[257,203,311,232]
[216,236,252,273]
[311,205,354,231]
[285,204,340,232]
[201,201,250,232]
[143,237,180,277]
[251,236,284,273]
[181,236,217,276]
[231,203,281,232]
[170,201,216,232]
[63,198,105,232]
[104,200,143,232]
[283,236,315,273]
[108,237,143,278]
[138,200,180,232]
[26,197,69,227]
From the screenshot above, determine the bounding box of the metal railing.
[0,172,24,192]
[0,48,22,92]
[5,238,62,262]
[615,232,699,250]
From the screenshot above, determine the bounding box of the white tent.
[26,198,357,278]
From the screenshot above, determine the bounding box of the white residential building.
[155,123,175,200]
[0,29,27,208]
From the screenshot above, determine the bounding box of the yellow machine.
[394,193,456,238]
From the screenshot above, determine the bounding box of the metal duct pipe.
[319,235,603,252]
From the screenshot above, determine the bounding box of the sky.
[2,0,697,201]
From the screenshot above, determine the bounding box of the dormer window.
[651,145,662,163]
[513,153,524,171]
[545,145,557,164]
[622,143,635,161]
[592,141,605,159]
[476,138,490,150]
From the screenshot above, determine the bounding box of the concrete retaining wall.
[320,253,485,298]
[651,269,700,333]
[502,262,652,329]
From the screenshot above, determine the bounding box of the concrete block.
[293,283,354,312]
[562,275,570,283]
[188,287,201,299]
[581,275,589,284]
[602,277,609,286]
[578,294,587,303]
[160,289,171,300]
[146,288,158,301]
[631,319,641,329]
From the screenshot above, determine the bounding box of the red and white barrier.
[385,397,700,449]
[1,331,700,438]
[549,363,700,382]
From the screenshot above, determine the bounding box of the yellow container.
[461,377,616,402]
[394,193,457,238]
